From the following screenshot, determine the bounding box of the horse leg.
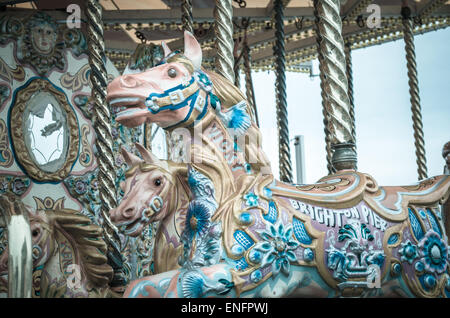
[124,264,234,298]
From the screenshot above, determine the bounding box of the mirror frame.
[10,78,79,182]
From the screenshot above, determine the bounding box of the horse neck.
[181,108,272,205]
[40,227,89,297]
[157,172,190,241]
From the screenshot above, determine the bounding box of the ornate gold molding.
[0,118,13,167]
[60,64,91,92]
[80,124,93,167]
[10,78,79,182]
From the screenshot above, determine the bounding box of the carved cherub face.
[31,24,57,54]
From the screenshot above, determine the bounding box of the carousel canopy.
[4,0,450,71]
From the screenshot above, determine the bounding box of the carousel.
[0,0,449,298]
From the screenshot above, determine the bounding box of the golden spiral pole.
[181,0,194,34]
[86,0,125,288]
[213,0,235,83]
[344,41,357,171]
[313,0,357,172]
[402,6,428,180]
[274,0,293,183]
[345,42,356,143]
[243,40,260,127]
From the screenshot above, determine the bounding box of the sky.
[251,27,450,186]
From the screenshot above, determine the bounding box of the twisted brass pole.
[213,0,235,83]
[313,0,357,172]
[86,0,124,287]
[402,6,428,180]
[274,0,293,183]
[345,42,357,150]
[243,41,260,127]
[181,0,194,34]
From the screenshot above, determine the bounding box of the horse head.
[110,143,186,237]
[0,198,112,297]
[0,196,54,296]
[107,31,204,128]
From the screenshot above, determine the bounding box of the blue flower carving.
[184,201,211,239]
[253,221,299,277]
[399,240,419,264]
[244,191,259,207]
[419,231,448,274]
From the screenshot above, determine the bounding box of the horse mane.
[47,209,113,288]
[205,69,272,174]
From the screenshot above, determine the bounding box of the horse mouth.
[117,217,143,237]
[108,97,150,127]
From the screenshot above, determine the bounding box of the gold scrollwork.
[0,118,13,167]
[0,57,25,83]
[80,124,93,167]
[60,64,90,92]
[295,177,351,192]
[10,78,79,182]
[33,196,65,210]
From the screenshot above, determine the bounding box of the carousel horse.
[0,195,115,297]
[107,31,450,297]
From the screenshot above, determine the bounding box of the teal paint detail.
[426,209,442,237]
[303,248,314,262]
[231,243,245,257]
[239,212,253,225]
[387,233,399,245]
[128,280,157,298]
[234,230,254,250]
[293,217,312,245]
[420,231,448,274]
[263,187,272,199]
[250,270,263,283]
[253,221,299,277]
[248,248,262,264]
[418,209,427,219]
[408,208,424,241]
[243,191,259,207]
[235,257,249,271]
[399,240,419,264]
[263,200,277,224]
[415,261,424,273]
[392,263,402,277]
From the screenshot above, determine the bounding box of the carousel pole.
[86,0,125,287]
[345,41,357,168]
[314,0,357,172]
[243,32,260,127]
[213,0,235,83]
[181,0,194,34]
[402,5,428,180]
[273,0,293,183]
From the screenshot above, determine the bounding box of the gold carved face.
[31,24,57,55]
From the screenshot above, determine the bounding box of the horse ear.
[135,143,161,164]
[161,41,172,57]
[121,147,142,166]
[135,143,170,171]
[183,30,202,70]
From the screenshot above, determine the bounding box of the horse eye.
[168,68,177,78]
[154,178,162,187]
[32,229,40,237]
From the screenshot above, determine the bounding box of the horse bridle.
[141,195,164,223]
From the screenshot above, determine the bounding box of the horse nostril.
[120,75,140,88]
[123,207,135,218]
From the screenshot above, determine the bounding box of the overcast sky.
[252,27,450,186]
